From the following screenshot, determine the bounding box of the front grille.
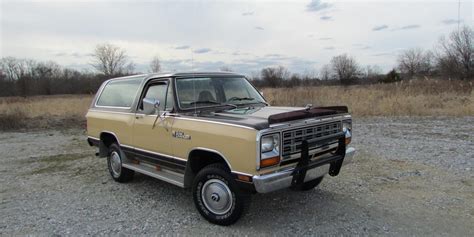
[282,121,341,160]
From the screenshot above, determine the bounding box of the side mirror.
[143,98,160,115]
[259,91,264,96]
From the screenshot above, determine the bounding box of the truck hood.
[194,105,348,130]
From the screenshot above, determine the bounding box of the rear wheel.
[192,163,250,226]
[107,143,134,182]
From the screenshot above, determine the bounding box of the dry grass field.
[0,95,93,130]
[264,79,473,116]
[0,79,472,130]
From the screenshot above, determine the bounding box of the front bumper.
[253,147,355,193]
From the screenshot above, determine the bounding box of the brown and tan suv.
[86,72,355,225]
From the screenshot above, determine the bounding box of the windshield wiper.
[228,97,255,102]
[189,100,221,105]
[189,100,238,109]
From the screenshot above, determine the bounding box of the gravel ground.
[1,117,473,236]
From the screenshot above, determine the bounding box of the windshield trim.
[173,76,267,112]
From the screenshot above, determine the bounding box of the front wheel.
[107,143,134,182]
[192,163,250,226]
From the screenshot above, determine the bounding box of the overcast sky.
[1,0,472,75]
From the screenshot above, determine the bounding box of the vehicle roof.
[107,71,245,83]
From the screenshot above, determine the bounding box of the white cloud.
[441,19,461,25]
[193,48,212,54]
[306,0,332,12]
[372,25,389,31]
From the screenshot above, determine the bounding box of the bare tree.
[319,64,332,80]
[397,48,433,77]
[149,56,161,73]
[91,43,133,76]
[0,57,34,81]
[261,66,290,87]
[330,54,361,84]
[436,25,474,79]
[32,61,61,95]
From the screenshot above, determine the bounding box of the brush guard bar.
[253,132,355,193]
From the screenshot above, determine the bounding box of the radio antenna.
[457,0,461,31]
[191,47,197,116]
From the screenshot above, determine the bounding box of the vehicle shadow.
[123,173,373,234]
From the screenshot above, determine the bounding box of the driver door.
[132,79,179,171]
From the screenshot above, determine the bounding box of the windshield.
[175,77,266,110]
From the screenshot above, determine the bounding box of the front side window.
[96,77,143,108]
[176,77,265,109]
[140,82,174,112]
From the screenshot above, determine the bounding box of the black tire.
[107,143,134,183]
[292,176,324,191]
[192,163,250,226]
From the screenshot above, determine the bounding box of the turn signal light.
[260,156,280,168]
[237,175,252,182]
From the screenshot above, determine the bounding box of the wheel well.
[184,149,231,187]
[98,132,118,157]
[100,132,118,147]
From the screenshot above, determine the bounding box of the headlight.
[261,134,279,153]
[259,133,280,168]
[343,120,352,145]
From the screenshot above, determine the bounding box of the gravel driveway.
[1,117,473,235]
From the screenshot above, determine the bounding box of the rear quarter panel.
[86,110,135,146]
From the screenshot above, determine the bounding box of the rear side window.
[96,77,142,108]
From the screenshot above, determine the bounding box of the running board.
[122,162,185,188]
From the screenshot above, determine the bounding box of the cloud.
[392,24,421,31]
[371,52,392,57]
[323,46,335,50]
[242,11,254,16]
[264,53,284,58]
[255,26,264,30]
[320,16,332,21]
[193,48,212,54]
[319,37,332,40]
[71,52,83,58]
[400,24,420,30]
[232,51,251,56]
[441,19,460,25]
[175,45,190,50]
[372,25,389,31]
[212,50,226,55]
[53,52,92,58]
[353,44,371,50]
[306,0,332,12]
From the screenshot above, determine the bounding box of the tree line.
[252,26,472,87]
[0,26,472,97]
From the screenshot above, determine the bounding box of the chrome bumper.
[253,147,355,193]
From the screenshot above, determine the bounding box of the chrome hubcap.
[201,179,233,215]
[110,151,122,177]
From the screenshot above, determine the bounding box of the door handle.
[135,114,145,119]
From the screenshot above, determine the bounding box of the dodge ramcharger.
[86,72,355,225]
